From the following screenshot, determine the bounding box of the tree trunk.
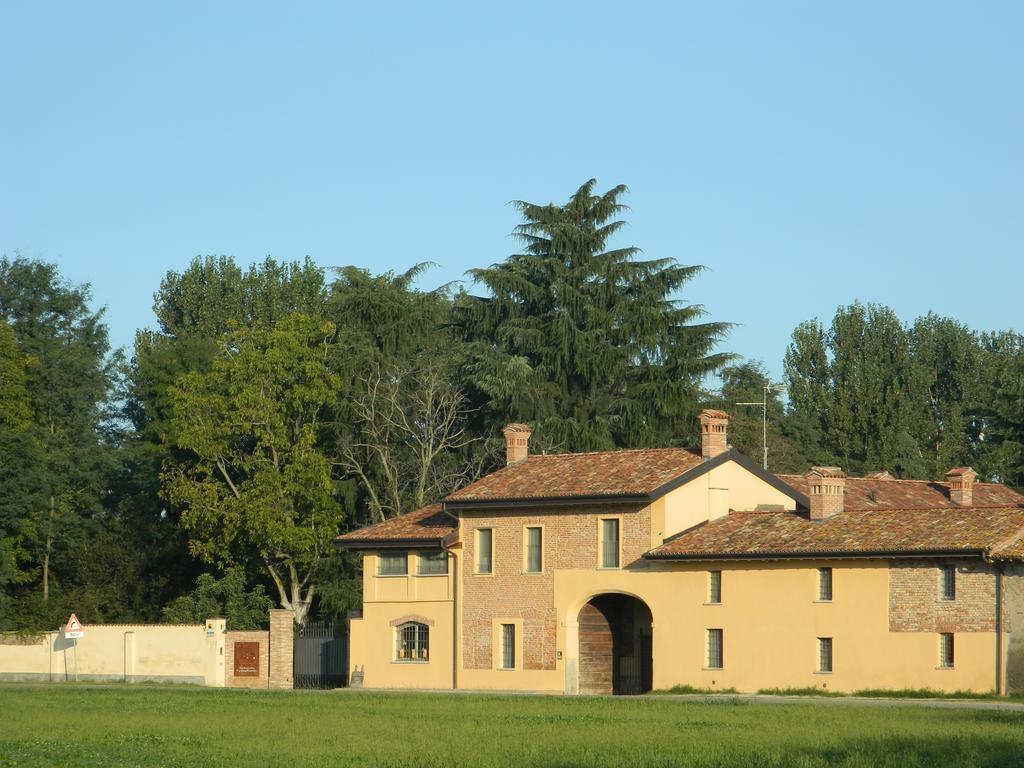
[265,560,314,625]
[42,494,54,601]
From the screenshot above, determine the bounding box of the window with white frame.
[818,567,833,601]
[417,550,448,576]
[600,518,620,568]
[525,527,542,573]
[706,628,723,669]
[476,528,493,574]
[939,633,954,668]
[500,623,516,669]
[940,565,956,600]
[378,551,408,576]
[708,570,722,604]
[818,637,833,672]
[395,621,429,662]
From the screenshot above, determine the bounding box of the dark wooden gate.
[578,594,653,695]
[294,621,347,689]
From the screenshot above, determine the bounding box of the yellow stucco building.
[337,410,1024,695]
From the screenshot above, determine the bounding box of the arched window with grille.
[395,621,429,662]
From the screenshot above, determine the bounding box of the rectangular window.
[377,551,408,576]
[706,628,723,669]
[708,570,722,604]
[600,518,620,568]
[939,633,955,668]
[818,637,833,672]
[476,529,493,574]
[941,565,956,600]
[500,624,516,669]
[525,527,542,573]
[818,567,833,601]
[416,550,448,576]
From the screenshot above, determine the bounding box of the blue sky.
[2,2,1021,380]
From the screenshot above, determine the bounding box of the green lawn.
[1,686,1023,768]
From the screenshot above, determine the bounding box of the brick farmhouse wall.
[888,559,996,633]
[460,502,649,672]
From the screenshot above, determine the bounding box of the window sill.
[813,671,832,675]
[702,666,723,671]
[497,667,516,672]
[936,666,955,671]
[472,571,493,577]
[522,571,544,576]
[376,574,409,579]
[814,600,833,604]
[391,660,429,664]
[414,573,448,578]
[703,602,722,606]
[597,566,621,571]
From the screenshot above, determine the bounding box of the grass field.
[1,686,1023,768]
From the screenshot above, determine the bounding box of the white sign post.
[64,614,85,682]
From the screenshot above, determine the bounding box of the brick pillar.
[698,409,729,459]
[268,609,294,689]
[807,466,845,519]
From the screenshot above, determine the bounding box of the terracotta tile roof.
[778,474,1024,511]
[334,504,455,548]
[647,506,1024,561]
[445,448,704,503]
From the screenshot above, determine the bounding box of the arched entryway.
[577,594,652,695]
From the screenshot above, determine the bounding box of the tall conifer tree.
[454,179,731,452]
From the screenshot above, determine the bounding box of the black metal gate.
[615,634,653,695]
[294,621,347,689]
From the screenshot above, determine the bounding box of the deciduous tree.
[163,314,343,624]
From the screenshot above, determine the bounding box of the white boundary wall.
[0,619,227,685]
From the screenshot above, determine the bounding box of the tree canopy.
[454,179,732,452]
[163,314,343,625]
[2,183,1023,630]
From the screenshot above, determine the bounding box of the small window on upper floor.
[708,570,722,604]
[600,518,620,569]
[378,551,408,576]
[940,565,956,600]
[818,567,833,602]
[525,527,543,573]
[417,550,448,576]
[476,528,493,574]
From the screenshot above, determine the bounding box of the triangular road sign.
[65,613,85,638]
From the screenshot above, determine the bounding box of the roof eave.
[643,547,989,562]
[443,493,649,511]
[333,536,448,551]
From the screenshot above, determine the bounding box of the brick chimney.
[945,467,977,506]
[502,423,532,466]
[807,467,845,520]
[698,409,729,460]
